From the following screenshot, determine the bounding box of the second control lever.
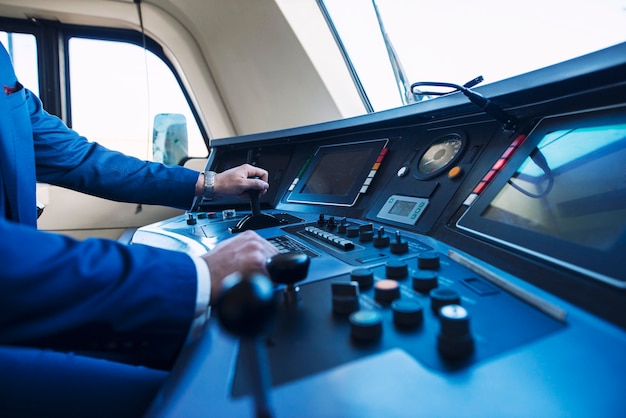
[266,252,311,306]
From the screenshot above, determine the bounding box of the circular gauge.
[415,132,466,179]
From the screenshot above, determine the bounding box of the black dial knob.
[337,218,348,234]
[412,270,438,293]
[359,229,374,243]
[437,304,474,360]
[331,282,360,315]
[429,287,461,315]
[385,260,409,280]
[346,226,360,238]
[349,310,383,342]
[374,279,401,304]
[418,251,440,270]
[390,231,409,254]
[373,227,390,248]
[392,299,424,329]
[350,268,374,291]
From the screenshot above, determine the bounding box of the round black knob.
[214,272,276,338]
[331,282,360,315]
[437,304,474,360]
[390,231,409,254]
[350,268,374,291]
[392,299,424,329]
[346,226,360,238]
[373,227,390,248]
[374,279,401,304]
[385,260,408,280]
[412,270,438,293]
[429,287,461,315]
[266,253,310,285]
[349,310,383,342]
[359,229,374,243]
[417,251,440,270]
[337,218,348,234]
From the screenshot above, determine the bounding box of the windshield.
[321,0,626,112]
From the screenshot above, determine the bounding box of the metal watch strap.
[203,170,216,200]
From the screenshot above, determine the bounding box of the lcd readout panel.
[457,106,626,288]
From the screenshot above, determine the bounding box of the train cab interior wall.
[1,0,625,417]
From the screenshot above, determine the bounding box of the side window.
[68,37,207,163]
[0,32,39,96]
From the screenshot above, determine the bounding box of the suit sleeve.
[27,88,200,210]
[0,218,199,369]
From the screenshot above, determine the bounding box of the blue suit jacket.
[0,44,201,369]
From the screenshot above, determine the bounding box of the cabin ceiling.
[0,0,364,138]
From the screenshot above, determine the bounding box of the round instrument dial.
[416,133,465,179]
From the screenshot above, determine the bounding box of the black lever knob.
[247,175,262,216]
[266,253,310,285]
[230,176,281,233]
[214,272,276,418]
[214,272,276,338]
[266,253,311,306]
[249,188,261,216]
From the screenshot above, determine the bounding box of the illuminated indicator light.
[463,193,478,206]
[473,182,487,195]
[372,162,381,170]
[448,166,462,179]
[510,135,527,148]
[369,170,377,177]
[492,158,506,171]
[360,185,369,193]
[483,169,497,182]
[380,148,389,156]
[364,177,373,185]
[501,146,516,159]
[376,279,399,290]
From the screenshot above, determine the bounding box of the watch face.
[416,132,466,179]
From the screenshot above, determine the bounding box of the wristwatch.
[203,170,216,200]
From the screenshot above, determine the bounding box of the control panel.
[137,44,626,418]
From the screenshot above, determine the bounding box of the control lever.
[214,272,277,418]
[231,177,281,233]
[266,252,311,306]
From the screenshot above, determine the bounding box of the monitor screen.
[457,106,626,288]
[287,139,388,206]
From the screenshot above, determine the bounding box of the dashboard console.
[136,43,626,417]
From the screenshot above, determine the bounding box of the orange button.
[448,166,463,179]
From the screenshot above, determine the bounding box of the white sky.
[325,0,626,110]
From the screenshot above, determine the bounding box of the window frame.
[0,16,210,156]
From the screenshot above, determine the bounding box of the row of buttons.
[304,226,355,250]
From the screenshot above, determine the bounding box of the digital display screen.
[457,106,626,288]
[377,195,429,225]
[389,199,417,217]
[287,139,388,207]
[300,149,371,196]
